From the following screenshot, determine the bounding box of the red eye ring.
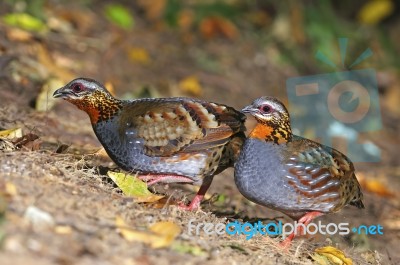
[72,84,83,93]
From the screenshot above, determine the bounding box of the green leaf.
[104,4,134,30]
[107,171,164,202]
[2,13,46,32]
[171,242,207,256]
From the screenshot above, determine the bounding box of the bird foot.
[297,211,323,226]
[178,181,211,211]
[278,239,292,250]
[178,194,204,211]
[278,232,295,249]
[279,211,323,248]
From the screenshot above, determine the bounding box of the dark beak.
[53,87,67,98]
[241,105,257,114]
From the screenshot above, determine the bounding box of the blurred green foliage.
[104,3,135,30]
[1,0,398,70]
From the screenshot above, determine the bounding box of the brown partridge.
[54,78,246,210]
[234,96,364,247]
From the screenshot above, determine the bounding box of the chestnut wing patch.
[282,136,356,207]
[121,99,245,156]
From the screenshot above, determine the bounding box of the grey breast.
[93,115,207,178]
[234,138,294,209]
[234,138,339,213]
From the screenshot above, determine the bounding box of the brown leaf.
[178,9,194,31]
[200,16,238,40]
[6,27,34,42]
[137,0,166,21]
[127,47,151,65]
[116,217,181,248]
[12,133,40,150]
[362,179,395,198]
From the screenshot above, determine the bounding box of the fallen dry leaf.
[312,246,353,265]
[137,0,166,21]
[0,128,23,139]
[178,76,203,96]
[54,225,73,235]
[12,133,40,150]
[127,47,151,65]
[200,16,238,40]
[107,171,164,203]
[0,181,18,198]
[363,179,395,198]
[357,174,395,198]
[177,9,194,31]
[116,216,181,248]
[36,78,65,111]
[358,0,394,25]
[6,27,34,42]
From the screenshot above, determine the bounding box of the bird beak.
[53,87,67,98]
[241,105,257,114]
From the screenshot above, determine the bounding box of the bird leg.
[279,211,323,249]
[137,174,210,211]
[138,174,194,186]
[178,181,212,211]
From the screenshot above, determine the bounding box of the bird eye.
[72,84,83,93]
[260,104,273,113]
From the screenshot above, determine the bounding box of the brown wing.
[282,136,363,212]
[119,98,246,156]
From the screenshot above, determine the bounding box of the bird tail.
[349,199,365,209]
[349,174,365,209]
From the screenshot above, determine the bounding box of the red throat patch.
[249,123,273,140]
[249,123,290,144]
[65,91,123,125]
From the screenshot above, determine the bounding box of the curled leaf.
[312,246,353,265]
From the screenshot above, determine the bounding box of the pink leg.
[178,181,212,211]
[279,211,323,249]
[137,174,194,186]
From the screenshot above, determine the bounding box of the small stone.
[23,206,55,229]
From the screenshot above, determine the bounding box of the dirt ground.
[0,2,399,265]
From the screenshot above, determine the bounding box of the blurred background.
[0,0,399,264]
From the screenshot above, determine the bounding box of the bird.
[234,96,364,247]
[53,78,246,210]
